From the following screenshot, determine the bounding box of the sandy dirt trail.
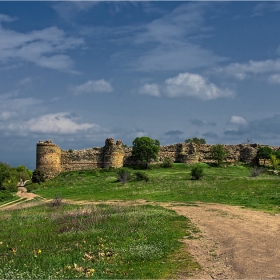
[169,203,280,279]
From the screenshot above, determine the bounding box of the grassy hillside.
[1,163,279,279]
[32,163,280,213]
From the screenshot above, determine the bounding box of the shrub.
[191,165,204,180]
[185,137,206,145]
[32,169,45,184]
[162,158,174,168]
[116,168,131,185]
[134,171,149,182]
[270,154,280,170]
[251,166,266,177]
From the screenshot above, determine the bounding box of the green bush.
[0,190,14,202]
[161,158,174,168]
[32,169,45,184]
[134,171,149,182]
[116,168,131,185]
[191,165,204,180]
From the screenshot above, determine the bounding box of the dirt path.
[1,194,280,279]
[169,202,280,279]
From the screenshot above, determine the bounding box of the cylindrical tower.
[36,140,62,179]
[103,138,124,168]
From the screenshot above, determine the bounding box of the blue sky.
[1,1,280,169]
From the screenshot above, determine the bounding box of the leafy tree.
[132,137,160,168]
[211,144,227,166]
[256,146,272,166]
[32,169,45,184]
[0,162,11,189]
[185,137,206,145]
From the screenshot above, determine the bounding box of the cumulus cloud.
[0,19,84,72]
[73,80,113,95]
[229,116,247,125]
[26,113,95,134]
[139,72,234,100]
[164,72,234,100]
[139,83,160,97]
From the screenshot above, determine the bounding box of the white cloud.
[138,72,234,100]
[73,80,113,95]
[26,113,95,134]
[268,74,280,84]
[164,72,234,100]
[229,116,247,126]
[139,83,161,97]
[217,59,280,80]
[0,21,84,72]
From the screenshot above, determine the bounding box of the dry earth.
[2,191,280,279]
[169,203,280,279]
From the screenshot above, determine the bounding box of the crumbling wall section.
[36,139,278,179]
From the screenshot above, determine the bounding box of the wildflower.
[85,268,95,277]
[38,249,42,254]
[0,242,3,245]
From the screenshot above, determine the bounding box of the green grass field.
[33,163,280,213]
[1,163,279,279]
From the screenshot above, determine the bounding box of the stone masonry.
[36,138,280,179]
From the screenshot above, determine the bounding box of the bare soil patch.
[169,202,280,279]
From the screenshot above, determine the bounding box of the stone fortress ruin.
[36,138,280,179]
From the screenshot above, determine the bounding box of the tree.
[185,137,206,145]
[211,144,227,166]
[256,146,272,166]
[32,169,45,184]
[132,137,160,168]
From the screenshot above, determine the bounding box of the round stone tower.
[36,140,62,179]
[103,138,124,168]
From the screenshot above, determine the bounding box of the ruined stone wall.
[36,139,280,179]
[123,143,262,166]
[36,138,124,179]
